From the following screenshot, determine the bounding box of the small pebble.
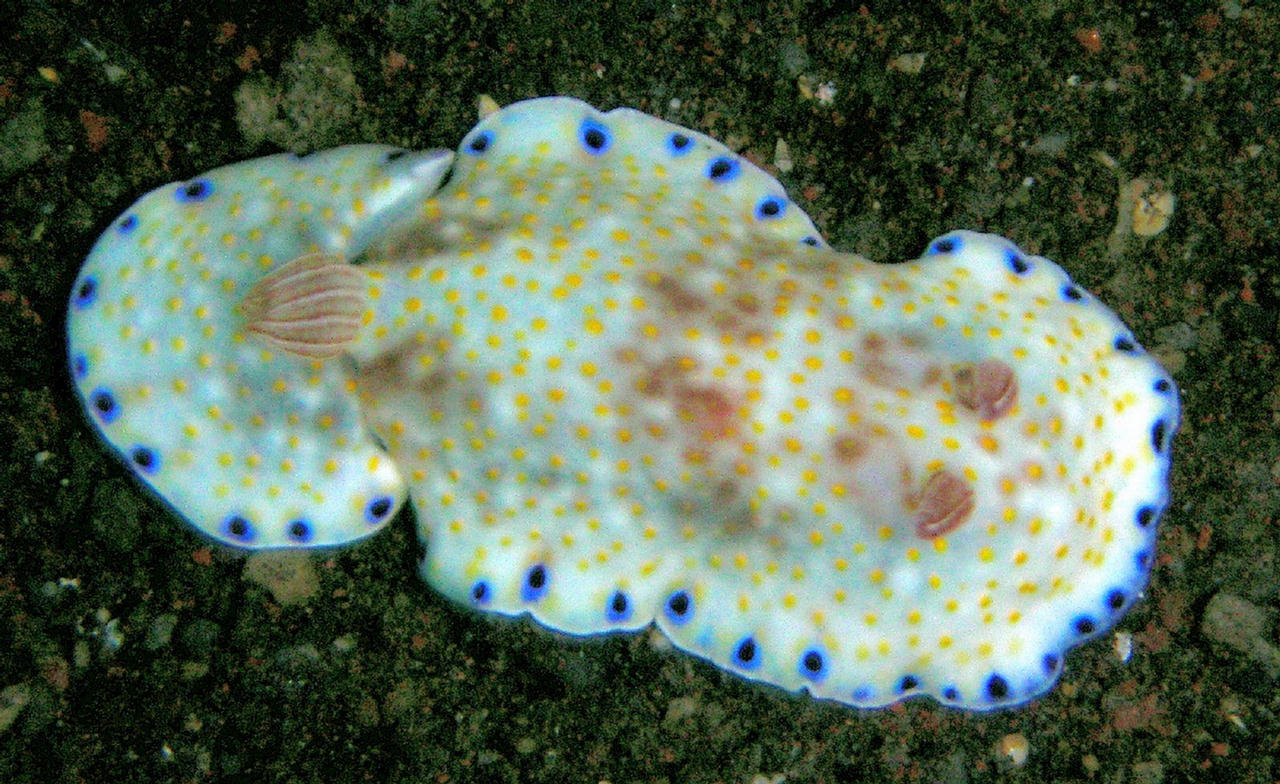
[243,550,320,606]
[773,138,793,173]
[0,684,31,733]
[1131,183,1176,237]
[886,52,927,74]
[1114,630,1133,663]
[997,732,1030,767]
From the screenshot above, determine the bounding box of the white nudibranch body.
[68,98,1180,711]
[68,145,453,548]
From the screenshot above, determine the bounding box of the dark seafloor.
[1,1,1276,782]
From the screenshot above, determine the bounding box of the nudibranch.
[67,97,1179,711]
[67,144,453,547]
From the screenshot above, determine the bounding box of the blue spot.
[1114,336,1137,353]
[521,564,549,602]
[706,156,739,182]
[666,132,692,155]
[798,648,828,682]
[222,515,254,543]
[929,236,960,255]
[1154,378,1172,394]
[130,446,158,474]
[1073,616,1097,636]
[664,590,693,625]
[466,130,493,155]
[1136,549,1152,571]
[287,519,313,544]
[852,686,873,702]
[72,354,88,379]
[801,235,821,247]
[73,277,98,309]
[1061,284,1084,302]
[754,196,785,220]
[1107,589,1127,611]
[1151,419,1169,454]
[579,118,611,155]
[1136,505,1157,528]
[175,179,213,203]
[941,686,960,702]
[90,388,119,424]
[733,636,760,670]
[1005,248,1030,274]
[605,590,630,622]
[383,149,408,162]
[116,214,138,235]
[364,495,394,525]
[471,580,491,605]
[985,674,1010,702]
[897,675,919,693]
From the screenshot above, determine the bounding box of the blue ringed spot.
[383,149,409,162]
[1135,505,1157,528]
[130,445,159,474]
[222,514,255,543]
[985,674,1010,701]
[605,590,631,622]
[1114,336,1137,353]
[1136,549,1152,570]
[666,132,692,155]
[521,564,549,602]
[800,235,821,247]
[287,519,313,544]
[579,118,611,154]
[364,495,394,525]
[1062,284,1084,302]
[754,196,786,220]
[733,636,760,670]
[175,179,213,203]
[706,156,739,182]
[466,130,494,155]
[72,354,88,379]
[664,590,693,625]
[470,580,491,605]
[898,675,919,693]
[1042,653,1060,673]
[798,648,828,682]
[1107,589,1127,611]
[1154,378,1172,394]
[73,277,98,309]
[89,387,119,424]
[1151,419,1169,454]
[1005,249,1030,274]
[941,686,960,702]
[929,236,959,255]
[116,214,138,234]
[1073,616,1096,636]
